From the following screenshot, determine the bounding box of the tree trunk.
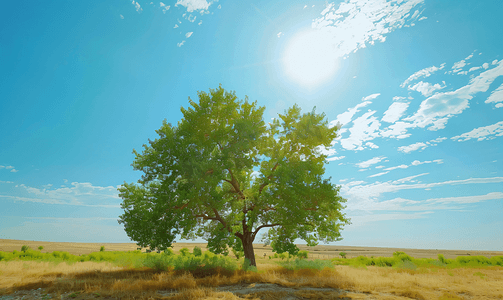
[241,233,256,267]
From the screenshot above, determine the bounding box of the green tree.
[118,85,350,267]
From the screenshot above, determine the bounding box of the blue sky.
[1,0,502,251]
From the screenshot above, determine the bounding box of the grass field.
[1,239,502,300]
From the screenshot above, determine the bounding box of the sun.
[282,28,339,88]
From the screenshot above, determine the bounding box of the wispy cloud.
[177,40,185,47]
[342,174,503,213]
[160,2,170,13]
[185,32,193,38]
[451,121,503,142]
[132,0,142,12]
[175,0,211,13]
[362,93,380,101]
[403,60,503,131]
[397,137,446,153]
[485,83,503,108]
[0,165,18,173]
[381,101,410,123]
[407,81,446,97]
[356,156,387,169]
[401,63,445,87]
[340,110,381,151]
[312,0,425,59]
[1,181,121,207]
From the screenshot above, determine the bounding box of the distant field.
[1,238,502,259]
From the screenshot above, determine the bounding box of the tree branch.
[252,223,280,241]
[258,162,279,196]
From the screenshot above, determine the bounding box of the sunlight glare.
[283,29,339,88]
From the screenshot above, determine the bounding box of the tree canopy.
[118,85,350,267]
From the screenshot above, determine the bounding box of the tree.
[118,85,350,267]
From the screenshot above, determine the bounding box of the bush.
[193,246,202,257]
[490,256,503,266]
[297,250,308,259]
[21,245,30,252]
[339,252,347,259]
[393,251,413,262]
[38,246,44,251]
[163,248,175,256]
[242,258,257,272]
[373,256,396,267]
[179,248,190,256]
[100,246,105,252]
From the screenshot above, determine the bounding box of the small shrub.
[38,246,44,251]
[339,252,347,259]
[100,246,105,252]
[193,246,202,257]
[21,245,30,252]
[241,258,258,272]
[163,248,175,256]
[393,251,413,262]
[438,254,447,264]
[297,250,308,259]
[179,248,190,256]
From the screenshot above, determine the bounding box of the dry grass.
[1,259,503,300]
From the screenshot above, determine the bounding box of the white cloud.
[185,32,193,38]
[330,101,371,127]
[382,101,410,123]
[397,142,427,153]
[403,60,503,131]
[418,16,427,21]
[365,142,379,149]
[277,32,283,38]
[469,66,481,72]
[174,24,179,28]
[175,0,211,12]
[311,0,425,59]
[407,81,446,96]
[120,14,124,19]
[160,2,170,13]
[356,156,387,169]
[340,110,381,151]
[401,63,445,87]
[198,20,202,25]
[341,174,503,212]
[327,156,345,162]
[362,93,380,101]
[384,164,408,171]
[397,137,446,153]
[369,171,389,178]
[379,121,412,139]
[451,121,503,142]
[485,83,503,108]
[177,40,185,47]
[411,159,443,166]
[132,0,142,12]
[3,182,121,207]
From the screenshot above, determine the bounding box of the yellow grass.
[1,259,502,300]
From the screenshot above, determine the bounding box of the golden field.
[1,239,502,300]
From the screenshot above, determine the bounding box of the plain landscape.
[1,239,503,300]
